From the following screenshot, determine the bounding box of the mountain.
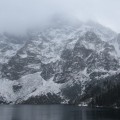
[0,16,120,107]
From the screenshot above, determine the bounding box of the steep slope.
[0,17,120,106]
[0,33,26,67]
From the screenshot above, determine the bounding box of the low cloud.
[0,0,120,34]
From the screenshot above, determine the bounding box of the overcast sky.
[0,0,120,34]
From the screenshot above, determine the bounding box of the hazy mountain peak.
[0,15,120,106]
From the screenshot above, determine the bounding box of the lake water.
[0,105,119,120]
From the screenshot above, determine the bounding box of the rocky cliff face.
[0,17,120,107]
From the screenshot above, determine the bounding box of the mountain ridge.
[0,18,120,107]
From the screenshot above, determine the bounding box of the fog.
[0,0,120,34]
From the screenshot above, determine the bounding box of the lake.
[0,105,119,120]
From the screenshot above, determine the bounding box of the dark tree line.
[91,84,120,107]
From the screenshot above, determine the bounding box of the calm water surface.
[0,105,119,120]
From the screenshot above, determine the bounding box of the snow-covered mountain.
[0,16,120,107]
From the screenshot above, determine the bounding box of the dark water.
[0,105,119,120]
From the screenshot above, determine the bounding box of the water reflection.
[0,105,119,120]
